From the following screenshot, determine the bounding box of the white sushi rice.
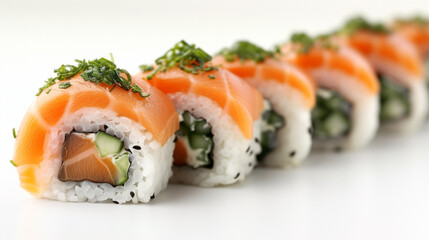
[39,108,175,204]
[246,79,312,167]
[168,93,261,187]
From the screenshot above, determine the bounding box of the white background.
[1,0,429,239]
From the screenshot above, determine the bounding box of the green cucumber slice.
[379,74,410,122]
[194,121,212,134]
[324,112,350,137]
[311,88,351,139]
[189,133,211,150]
[95,132,123,158]
[113,150,130,185]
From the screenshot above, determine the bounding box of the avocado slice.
[95,132,123,158]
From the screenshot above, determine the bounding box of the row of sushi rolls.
[10,15,429,204]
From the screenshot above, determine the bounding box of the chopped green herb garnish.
[12,128,16,138]
[144,40,217,80]
[217,40,273,63]
[289,33,337,53]
[396,15,429,26]
[131,84,150,97]
[208,75,216,79]
[37,57,149,98]
[273,45,282,54]
[45,89,51,94]
[290,33,315,53]
[10,160,17,167]
[109,53,114,62]
[340,16,390,35]
[37,60,87,95]
[139,65,154,72]
[59,82,71,89]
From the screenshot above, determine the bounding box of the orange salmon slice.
[58,133,118,185]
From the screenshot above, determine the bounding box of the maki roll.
[136,40,264,187]
[280,33,380,151]
[339,17,428,133]
[212,41,315,167]
[11,57,179,204]
[393,16,429,89]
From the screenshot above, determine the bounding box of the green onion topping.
[139,65,154,72]
[58,82,71,89]
[37,57,149,98]
[340,16,390,35]
[208,75,216,79]
[289,33,337,53]
[10,160,17,167]
[143,40,217,80]
[217,40,273,63]
[290,33,316,53]
[396,15,429,26]
[12,128,16,138]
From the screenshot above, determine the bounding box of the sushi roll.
[393,16,429,58]
[11,57,179,204]
[136,40,264,187]
[339,17,428,133]
[393,16,429,87]
[212,41,315,167]
[279,33,380,151]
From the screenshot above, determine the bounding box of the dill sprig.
[144,40,217,80]
[37,57,149,98]
[289,32,337,54]
[340,16,390,35]
[217,40,273,63]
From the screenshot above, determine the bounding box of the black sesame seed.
[112,200,119,204]
[234,172,240,179]
[248,162,252,167]
[249,151,253,156]
[289,151,296,157]
[133,145,141,150]
[173,136,178,143]
[150,194,155,200]
[308,127,313,135]
[130,191,135,198]
[245,146,250,153]
[255,138,260,143]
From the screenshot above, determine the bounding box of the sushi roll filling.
[311,88,351,139]
[257,101,285,161]
[58,131,130,186]
[174,111,214,169]
[378,74,411,123]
